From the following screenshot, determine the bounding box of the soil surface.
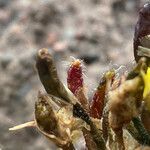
[0,0,148,149]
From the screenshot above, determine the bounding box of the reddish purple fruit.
[134,3,150,61]
[90,77,106,119]
[67,59,83,95]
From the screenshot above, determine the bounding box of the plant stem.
[132,117,150,146]
[126,117,150,146]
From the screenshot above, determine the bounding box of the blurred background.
[0,0,148,149]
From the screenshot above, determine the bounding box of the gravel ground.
[0,0,148,149]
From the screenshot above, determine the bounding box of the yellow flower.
[141,67,150,110]
[142,67,150,98]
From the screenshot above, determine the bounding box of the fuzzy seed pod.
[90,77,106,119]
[90,70,115,119]
[67,59,89,111]
[36,48,78,105]
[108,77,143,130]
[67,59,83,95]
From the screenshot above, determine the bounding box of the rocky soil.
[0,0,148,149]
